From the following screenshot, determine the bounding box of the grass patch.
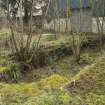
[0,67,9,73]
[0,31,11,39]
[67,56,105,105]
[22,50,100,83]
[0,74,70,105]
[0,74,68,96]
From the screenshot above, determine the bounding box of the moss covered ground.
[0,74,70,105]
[0,49,102,105]
[0,32,105,105]
[67,55,105,105]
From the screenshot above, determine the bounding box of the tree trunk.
[24,0,29,25]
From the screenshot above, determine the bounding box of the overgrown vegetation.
[67,57,105,105]
[0,74,69,105]
[1,0,105,105]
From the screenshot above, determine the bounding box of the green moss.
[0,57,8,67]
[0,74,68,97]
[67,57,105,104]
[37,74,69,89]
[0,75,69,104]
[79,52,100,64]
[84,93,105,105]
[0,32,11,38]
[0,67,9,73]
[41,34,57,41]
[0,33,102,104]
[58,92,72,103]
